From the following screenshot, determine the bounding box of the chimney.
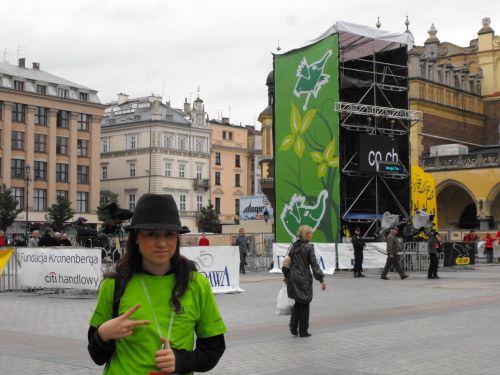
[183,98,191,115]
[222,117,230,125]
[117,93,129,105]
[32,62,40,70]
[18,58,26,68]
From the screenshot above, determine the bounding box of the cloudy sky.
[2,0,496,128]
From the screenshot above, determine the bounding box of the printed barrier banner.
[270,243,336,274]
[338,243,388,269]
[0,248,15,275]
[181,246,243,294]
[443,242,476,267]
[19,247,102,290]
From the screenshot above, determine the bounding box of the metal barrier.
[0,248,19,292]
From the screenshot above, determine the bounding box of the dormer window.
[79,92,88,101]
[14,81,24,91]
[37,85,46,94]
[58,88,68,98]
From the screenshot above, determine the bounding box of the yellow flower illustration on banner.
[310,138,339,178]
[278,102,317,159]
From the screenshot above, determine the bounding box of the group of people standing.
[26,230,74,247]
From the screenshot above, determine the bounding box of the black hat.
[355,227,360,231]
[390,225,399,230]
[125,194,190,234]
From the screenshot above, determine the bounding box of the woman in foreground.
[88,194,226,374]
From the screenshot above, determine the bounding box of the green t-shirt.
[90,271,226,375]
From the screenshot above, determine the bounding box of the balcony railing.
[421,152,500,171]
[193,178,210,190]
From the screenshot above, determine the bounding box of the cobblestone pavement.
[1,265,499,374]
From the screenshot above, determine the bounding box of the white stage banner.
[270,243,336,275]
[338,242,388,269]
[181,246,243,294]
[477,239,500,259]
[19,247,102,290]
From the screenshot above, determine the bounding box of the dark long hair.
[108,230,197,311]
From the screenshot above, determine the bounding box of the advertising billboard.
[274,35,340,243]
[359,134,400,172]
[239,196,273,221]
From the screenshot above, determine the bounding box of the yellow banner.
[0,248,15,276]
[411,166,438,230]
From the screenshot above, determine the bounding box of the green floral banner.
[274,35,340,243]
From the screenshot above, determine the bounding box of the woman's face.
[136,229,179,271]
[305,232,313,241]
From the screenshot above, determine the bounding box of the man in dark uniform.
[427,228,440,279]
[402,220,415,243]
[352,227,366,278]
[381,226,409,280]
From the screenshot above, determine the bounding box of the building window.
[215,152,221,165]
[215,197,221,214]
[14,81,24,91]
[79,92,89,102]
[77,139,89,157]
[77,165,89,183]
[77,113,90,131]
[11,187,24,210]
[11,103,26,122]
[129,163,136,177]
[128,194,136,211]
[77,192,89,213]
[33,161,47,181]
[57,111,70,128]
[56,136,69,155]
[223,131,233,140]
[163,134,173,148]
[165,162,172,177]
[129,134,137,149]
[235,155,241,168]
[251,157,255,171]
[196,195,203,211]
[179,164,186,178]
[101,138,109,153]
[0,101,3,120]
[178,136,187,150]
[195,139,204,152]
[56,163,69,182]
[179,194,186,211]
[215,172,221,185]
[235,199,240,215]
[196,165,203,179]
[56,190,69,199]
[11,159,25,178]
[235,173,241,187]
[58,88,68,98]
[37,85,46,94]
[35,107,48,125]
[33,189,47,211]
[11,131,25,150]
[101,165,108,180]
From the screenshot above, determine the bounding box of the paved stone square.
[1,265,499,374]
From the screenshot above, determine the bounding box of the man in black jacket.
[381,226,409,280]
[352,227,366,278]
[38,229,61,247]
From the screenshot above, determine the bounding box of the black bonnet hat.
[125,194,190,234]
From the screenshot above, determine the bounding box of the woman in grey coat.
[282,225,326,337]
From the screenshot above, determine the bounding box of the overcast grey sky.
[2,0,496,128]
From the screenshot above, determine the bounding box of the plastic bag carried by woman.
[277,283,294,315]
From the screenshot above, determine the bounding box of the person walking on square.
[234,228,250,274]
[88,194,226,374]
[352,227,366,278]
[282,225,326,337]
[427,228,440,279]
[381,226,409,280]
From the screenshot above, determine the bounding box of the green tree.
[0,184,24,232]
[97,190,119,225]
[47,195,76,232]
[199,200,221,233]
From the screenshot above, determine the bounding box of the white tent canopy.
[276,20,413,59]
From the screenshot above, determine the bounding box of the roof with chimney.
[0,59,100,103]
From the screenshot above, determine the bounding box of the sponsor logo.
[200,266,231,288]
[45,272,100,287]
[456,257,470,265]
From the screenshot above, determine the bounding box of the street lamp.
[24,164,32,238]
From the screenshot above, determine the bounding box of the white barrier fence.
[270,243,336,274]
[3,246,243,295]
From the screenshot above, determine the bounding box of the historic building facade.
[0,58,105,234]
[209,118,248,224]
[246,125,263,197]
[410,18,500,229]
[100,94,211,232]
